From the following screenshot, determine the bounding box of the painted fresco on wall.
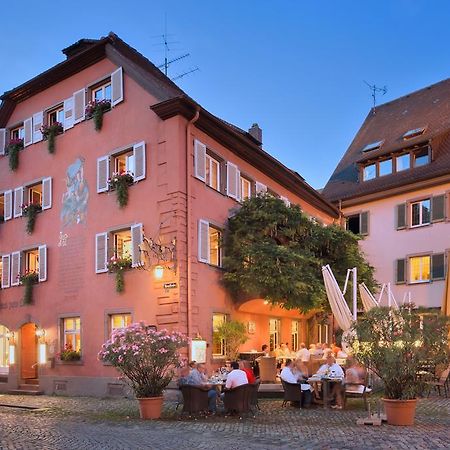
[61,158,89,227]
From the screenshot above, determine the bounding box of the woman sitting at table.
[239,360,256,384]
[345,357,367,394]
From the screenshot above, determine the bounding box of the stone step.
[19,384,40,391]
[7,389,44,396]
[23,379,39,385]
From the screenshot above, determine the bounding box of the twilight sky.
[1,0,450,188]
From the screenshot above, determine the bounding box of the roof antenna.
[364,81,387,113]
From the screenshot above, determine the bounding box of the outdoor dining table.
[307,376,344,409]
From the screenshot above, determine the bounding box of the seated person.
[280,359,312,407]
[315,343,324,358]
[345,357,368,394]
[177,366,191,388]
[296,343,311,362]
[261,344,269,356]
[239,360,256,384]
[317,355,345,409]
[181,363,217,413]
[224,361,249,390]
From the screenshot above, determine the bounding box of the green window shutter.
[431,195,445,222]
[360,211,369,236]
[431,253,445,280]
[396,259,406,284]
[396,203,407,230]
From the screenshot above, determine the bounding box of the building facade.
[0,33,338,395]
[323,78,450,309]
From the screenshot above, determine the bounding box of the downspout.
[186,109,200,339]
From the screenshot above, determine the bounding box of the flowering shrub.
[108,172,134,208]
[7,138,23,171]
[18,271,39,305]
[59,343,81,362]
[98,323,188,398]
[21,202,42,234]
[107,254,133,293]
[85,99,111,131]
[40,122,63,154]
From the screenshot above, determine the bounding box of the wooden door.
[21,323,37,379]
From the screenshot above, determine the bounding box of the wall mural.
[60,158,89,228]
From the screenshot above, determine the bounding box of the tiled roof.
[323,77,450,203]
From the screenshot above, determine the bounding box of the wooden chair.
[344,373,372,410]
[258,357,277,383]
[281,379,302,407]
[426,364,450,398]
[180,385,209,415]
[223,384,252,416]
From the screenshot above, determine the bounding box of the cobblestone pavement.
[0,393,448,450]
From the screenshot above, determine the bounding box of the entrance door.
[21,323,37,379]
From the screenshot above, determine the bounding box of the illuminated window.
[92,80,112,101]
[269,318,281,352]
[27,183,42,206]
[411,199,430,227]
[409,256,431,283]
[47,105,64,125]
[209,227,222,267]
[363,164,376,181]
[240,176,252,200]
[379,158,392,176]
[63,317,81,351]
[113,150,134,175]
[212,313,226,357]
[291,320,299,352]
[25,249,39,274]
[396,154,410,171]
[206,154,220,191]
[0,325,10,370]
[112,229,132,259]
[110,313,131,334]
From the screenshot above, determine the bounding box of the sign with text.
[190,340,207,363]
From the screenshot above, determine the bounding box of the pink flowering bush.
[98,322,188,398]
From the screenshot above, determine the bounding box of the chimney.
[248,123,262,146]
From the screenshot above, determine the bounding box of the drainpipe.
[186,109,200,339]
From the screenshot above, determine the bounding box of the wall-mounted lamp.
[35,328,46,339]
[154,265,164,280]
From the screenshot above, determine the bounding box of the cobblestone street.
[0,394,448,449]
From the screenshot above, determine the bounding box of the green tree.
[222,195,376,312]
[216,320,249,361]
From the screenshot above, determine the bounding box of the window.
[413,148,430,167]
[209,227,222,267]
[409,256,431,283]
[10,125,24,140]
[362,140,383,152]
[240,176,252,201]
[63,317,81,351]
[112,229,132,259]
[291,320,299,352]
[92,80,112,101]
[113,150,134,175]
[379,158,392,176]
[110,313,131,334]
[403,127,426,139]
[346,211,369,235]
[212,313,226,357]
[317,324,329,344]
[47,105,64,125]
[269,318,281,352]
[0,325,10,371]
[363,164,376,181]
[25,249,39,273]
[0,194,4,221]
[411,199,431,227]
[27,183,42,206]
[396,154,410,172]
[206,154,221,191]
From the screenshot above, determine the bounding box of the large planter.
[383,398,417,426]
[137,396,164,419]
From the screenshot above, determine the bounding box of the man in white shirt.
[317,355,345,409]
[280,359,312,408]
[296,343,311,362]
[224,361,248,390]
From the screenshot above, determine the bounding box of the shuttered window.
[97,156,110,193]
[13,187,23,218]
[431,195,446,222]
[0,128,5,155]
[431,253,445,280]
[63,97,75,131]
[396,203,407,230]
[42,177,52,210]
[194,140,206,182]
[133,142,146,182]
[95,233,108,273]
[4,190,12,221]
[395,259,406,284]
[111,67,124,107]
[73,89,86,124]
[226,162,240,200]
[198,220,222,266]
[10,252,21,287]
[346,211,369,236]
[38,245,47,282]
[32,112,43,143]
[1,255,10,288]
[409,255,431,283]
[23,117,33,147]
[131,223,143,268]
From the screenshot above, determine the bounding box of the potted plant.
[59,343,81,362]
[98,322,188,419]
[108,172,134,208]
[18,271,39,305]
[41,122,63,154]
[107,254,133,293]
[215,320,249,361]
[21,202,42,234]
[7,138,23,171]
[350,305,449,426]
[85,99,111,131]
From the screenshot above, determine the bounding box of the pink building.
[0,33,338,395]
[324,78,450,310]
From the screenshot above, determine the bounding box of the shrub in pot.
[350,305,449,425]
[41,122,63,154]
[98,323,188,419]
[215,319,249,361]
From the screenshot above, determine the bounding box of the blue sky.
[1,1,450,188]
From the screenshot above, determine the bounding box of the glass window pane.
[411,203,420,226]
[422,200,431,224]
[414,150,429,167]
[379,159,392,176]
[64,318,74,331]
[94,88,103,101]
[422,256,431,280]
[57,109,65,124]
[396,154,410,171]
[363,164,376,181]
[209,228,221,266]
[210,159,219,190]
[104,84,112,100]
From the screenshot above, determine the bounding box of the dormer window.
[363,164,376,181]
[413,147,430,167]
[379,158,392,177]
[403,127,426,140]
[362,140,384,153]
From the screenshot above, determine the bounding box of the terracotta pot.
[383,398,417,426]
[137,396,164,419]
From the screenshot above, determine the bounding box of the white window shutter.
[24,117,33,147]
[42,177,52,210]
[133,141,146,181]
[226,162,240,200]
[11,251,21,287]
[95,232,108,273]
[111,67,124,107]
[73,88,86,124]
[97,156,110,193]
[4,190,12,221]
[13,187,24,218]
[0,128,6,155]
[38,245,47,282]
[194,140,206,182]
[198,220,210,263]
[280,196,291,207]
[131,223,143,268]
[32,111,44,143]
[1,254,10,288]
[63,97,75,131]
[255,182,267,195]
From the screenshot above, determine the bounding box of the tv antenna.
[364,80,387,113]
